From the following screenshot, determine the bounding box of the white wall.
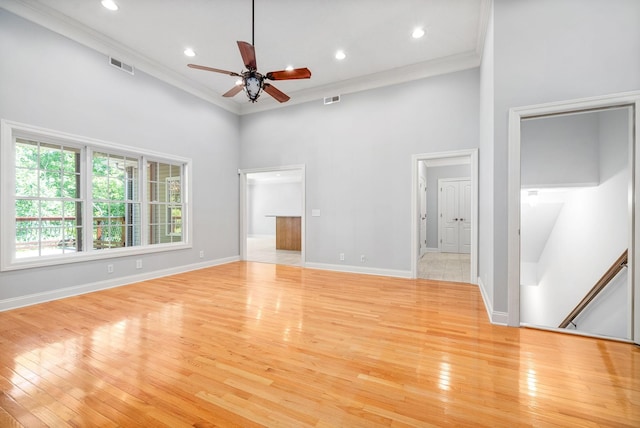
[520,108,629,338]
[569,271,628,337]
[478,0,495,311]
[248,181,303,236]
[0,10,240,303]
[521,113,600,188]
[240,68,480,273]
[489,0,640,315]
[426,164,471,248]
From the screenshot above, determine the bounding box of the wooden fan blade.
[187,64,240,76]
[266,68,312,80]
[222,85,244,98]
[237,41,257,70]
[263,83,290,103]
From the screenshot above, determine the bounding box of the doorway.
[411,149,478,283]
[239,166,305,266]
[507,91,639,345]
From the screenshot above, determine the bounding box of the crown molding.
[239,51,481,115]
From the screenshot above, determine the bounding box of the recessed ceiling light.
[101,0,118,11]
[412,27,425,39]
[335,50,346,60]
[285,65,294,71]
[183,48,196,57]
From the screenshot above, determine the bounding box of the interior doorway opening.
[239,166,305,267]
[411,149,478,283]
[507,91,639,345]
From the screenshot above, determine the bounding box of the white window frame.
[1,119,192,271]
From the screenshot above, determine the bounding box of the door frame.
[411,149,478,282]
[419,175,427,256]
[507,91,639,345]
[239,164,306,265]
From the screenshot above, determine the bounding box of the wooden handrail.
[558,250,628,328]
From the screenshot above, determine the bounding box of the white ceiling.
[1,0,490,115]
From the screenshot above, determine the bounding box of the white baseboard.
[426,247,441,253]
[477,276,508,325]
[0,255,240,312]
[491,310,509,325]
[305,262,412,279]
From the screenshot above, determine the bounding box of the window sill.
[1,243,192,272]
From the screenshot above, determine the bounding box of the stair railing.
[558,250,628,329]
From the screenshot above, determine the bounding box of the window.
[1,120,191,271]
[92,152,140,249]
[148,161,184,244]
[14,139,82,258]
[164,175,182,237]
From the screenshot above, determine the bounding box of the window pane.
[167,178,181,203]
[40,200,62,219]
[93,152,109,177]
[92,176,109,200]
[62,173,79,198]
[109,176,126,201]
[63,150,79,173]
[108,154,125,179]
[39,143,62,172]
[63,201,81,222]
[15,168,38,197]
[39,170,62,198]
[16,199,38,218]
[146,160,184,246]
[167,207,182,237]
[126,203,141,247]
[15,140,38,169]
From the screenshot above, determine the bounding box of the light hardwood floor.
[1,262,638,427]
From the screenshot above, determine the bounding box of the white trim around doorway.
[507,90,640,346]
[411,149,478,283]
[239,165,306,266]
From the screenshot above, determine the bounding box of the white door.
[419,176,427,255]
[439,179,471,253]
[459,181,472,254]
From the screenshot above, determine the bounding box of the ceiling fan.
[187,0,311,103]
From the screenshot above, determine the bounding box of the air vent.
[109,57,134,75]
[324,95,340,105]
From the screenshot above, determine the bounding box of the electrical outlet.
[360,255,366,263]
[107,264,114,274]
[339,253,345,261]
[199,250,204,259]
[136,259,142,269]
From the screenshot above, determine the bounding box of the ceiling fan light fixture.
[244,72,263,102]
[101,0,118,11]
